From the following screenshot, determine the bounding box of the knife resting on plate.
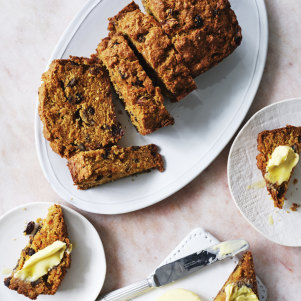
[98,239,249,301]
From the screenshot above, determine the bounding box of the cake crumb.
[290,203,300,211]
[293,178,298,185]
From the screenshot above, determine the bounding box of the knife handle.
[98,277,154,301]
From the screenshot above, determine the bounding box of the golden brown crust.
[38,56,123,159]
[4,205,71,300]
[214,251,258,301]
[142,0,242,77]
[96,34,174,135]
[256,125,301,208]
[108,1,196,101]
[68,144,164,189]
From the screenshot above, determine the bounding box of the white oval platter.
[35,0,268,214]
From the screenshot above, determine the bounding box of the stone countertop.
[0,1,301,300]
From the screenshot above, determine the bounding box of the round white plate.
[0,202,106,300]
[228,98,301,247]
[35,0,268,214]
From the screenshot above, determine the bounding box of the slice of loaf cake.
[257,125,301,208]
[39,56,123,159]
[68,144,164,189]
[142,0,242,77]
[96,34,174,135]
[214,251,259,301]
[4,205,72,300]
[108,1,196,101]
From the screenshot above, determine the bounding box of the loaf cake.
[38,56,123,159]
[4,205,72,300]
[257,126,301,208]
[96,34,174,135]
[214,251,259,301]
[108,1,196,101]
[142,0,242,77]
[68,144,164,189]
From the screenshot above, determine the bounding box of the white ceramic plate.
[113,228,267,301]
[228,98,301,246]
[0,202,106,300]
[35,0,268,214]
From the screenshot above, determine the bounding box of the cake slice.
[214,251,259,301]
[108,1,196,101]
[96,34,174,135]
[67,144,164,189]
[142,0,242,78]
[38,56,123,159]
[4,205,72,300]
[257,125,301,208]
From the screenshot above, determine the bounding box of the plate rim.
[34,0,269,214]
[227,97,301,247]
[0,201,107,300]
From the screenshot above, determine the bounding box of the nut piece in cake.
[214,251,259,301]
[96,34,174,135]
[108,1,196,101]
[67,144,164,189]
[256,125,301,208]
[4,204,72,300]
[142,0,242,77]
[38,56,123,159]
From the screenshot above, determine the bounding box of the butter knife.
[98,239,249,301]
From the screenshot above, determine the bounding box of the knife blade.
[99,239,249,301]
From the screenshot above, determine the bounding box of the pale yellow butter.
[265,145,299,184]
[156,288,201,301]
[213,240,245,257]
[225,284,259,301]
[14,241,67,282]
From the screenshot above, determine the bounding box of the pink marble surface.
[0,1,301,300]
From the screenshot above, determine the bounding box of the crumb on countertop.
[290,203,300,211]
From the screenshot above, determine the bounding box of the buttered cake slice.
[4,204,72,300]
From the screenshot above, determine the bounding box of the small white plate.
[0,202,106,300]
[124,228,267,301]
[228,98,301,246]
[35,0,268,214]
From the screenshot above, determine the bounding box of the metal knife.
[98,239,249,301]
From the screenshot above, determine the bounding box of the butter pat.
[156,288,201,301]
[14,241,67,282]
[212,240,247,258]
[265,146,299,184]
[225,284,259,301]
